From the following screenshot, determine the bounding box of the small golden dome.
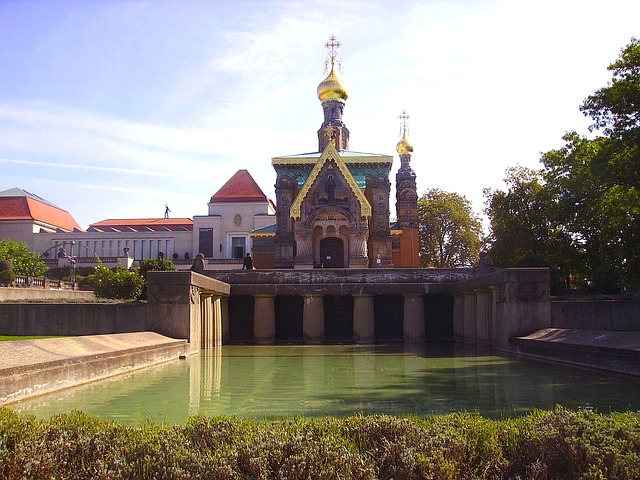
[317,65,348,102]
[396,131,414,155]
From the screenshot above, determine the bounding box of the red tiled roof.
[0,195,81,232]
[210,170,268,203]
[88,218,193,232]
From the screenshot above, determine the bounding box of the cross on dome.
[399,110,410,136]
[324,35,342,74]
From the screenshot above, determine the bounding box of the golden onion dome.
[317,65,348,102]
[396,131,414,155]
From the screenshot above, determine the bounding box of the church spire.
[395,111,419,217]
[317,36,350,151]
[396,110,414,171]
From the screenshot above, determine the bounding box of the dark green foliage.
[138,258,176,279]
[1,407,639,479]
[46,266,95,281]
[137,258,176,300]
[0,268,16,286]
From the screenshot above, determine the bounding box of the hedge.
[1,407,639,479]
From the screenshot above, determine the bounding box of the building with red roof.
[0,188,82,250]
[194,169,276,265]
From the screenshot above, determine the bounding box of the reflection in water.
[11,344,640,424]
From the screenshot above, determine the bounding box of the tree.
[580,37,640,142]
[0,239,48,277]
[417,189,482,268]
[484,38,640,293]
[542,132,640,292]
[484,166,575,291]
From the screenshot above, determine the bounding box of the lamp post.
[69,241,76,283]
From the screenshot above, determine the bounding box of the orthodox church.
[0,37,419,270]
[267,36,419,269]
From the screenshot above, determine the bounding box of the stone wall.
[0,302,148,336]
[452,268,551,351]
[551,299,640,331]
[0,287,95,302]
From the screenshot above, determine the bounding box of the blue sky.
[1,0,639,229]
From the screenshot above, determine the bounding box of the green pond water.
[10,344,640,424]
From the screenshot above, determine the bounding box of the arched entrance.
[319,237,344,268]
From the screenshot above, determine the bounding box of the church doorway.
[319,237,344,268]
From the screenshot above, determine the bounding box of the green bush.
[1,407,639,479]
[86,266,144,300]
[0,268,16,286]
[138,258,176,278]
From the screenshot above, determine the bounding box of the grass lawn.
[0,335,61,342]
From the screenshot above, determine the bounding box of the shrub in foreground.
[1,407,639,479]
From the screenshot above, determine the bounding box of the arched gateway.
[319,236,344,268]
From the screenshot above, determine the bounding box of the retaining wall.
[0,287,95,302]
[0,303,148,336]
[551,299,640,331]
[0,332,187,405]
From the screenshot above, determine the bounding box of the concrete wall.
[0,287,95,302]
[0,332,187,405]
[0,303,148,336]
[551,299,640,331]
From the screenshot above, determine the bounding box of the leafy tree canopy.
[581,37,640,141]
[485,38,640,293]
[418,189,482,268]
[0,239,48,277]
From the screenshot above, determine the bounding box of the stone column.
[200,294,213,349]
[303,294,324,343]
[353,294,375,343]
[474,288,492,347]
[253,295,276,344]
[189,286,202,354]
[212,296,222,347]
[403,293,425,343]
[452,293,465,343]
[220,296,229,344]
[462,291,477,344]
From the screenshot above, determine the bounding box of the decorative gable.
[289,142,371,219]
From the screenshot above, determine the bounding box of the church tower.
[395,111,420,267]
[272,37,394,269]
[317,36,350,151]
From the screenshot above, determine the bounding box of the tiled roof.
[88,218,193,233]
[210,170,268,203]
[0,188,81,231]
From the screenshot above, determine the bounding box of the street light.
[69,241,76,283]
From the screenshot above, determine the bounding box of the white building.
[0,170,276,270]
